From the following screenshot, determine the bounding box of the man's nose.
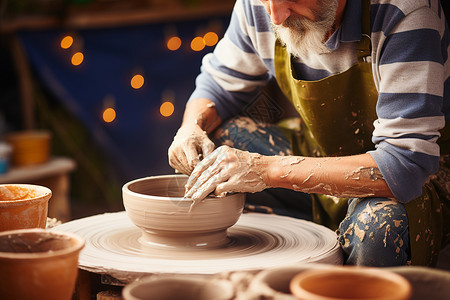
[269,1,291,25]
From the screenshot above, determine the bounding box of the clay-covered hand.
[184,145,268,201]
[168,124,216,175]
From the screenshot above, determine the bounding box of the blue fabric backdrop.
[18,16,229,183]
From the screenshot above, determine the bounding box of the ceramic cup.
[122,275,234,300]
[290,266,412,300]
[122,174,245,249]
[0,184,52,231]
[0,228,85,300]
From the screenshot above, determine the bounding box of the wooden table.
[0,156,76,222]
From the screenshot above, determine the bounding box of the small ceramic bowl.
[122,174,245,249]
[0,184,52,231]
[290,266,412,300]
[0,228,85,300]
[122,275,234,300]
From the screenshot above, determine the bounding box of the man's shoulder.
[371,0,433,15]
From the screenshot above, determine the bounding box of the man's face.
[261,0,339,57]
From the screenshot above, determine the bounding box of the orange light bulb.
[203,32,219,46]
[160,101,175,117]
[103,108,116,123]
[71,52,84,66]
[190,37,205,52]
[61,35,74,49]
[167,36,182,51]
[131,74,145,89]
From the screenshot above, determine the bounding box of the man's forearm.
[262,153,395,199]
[182,98,222,133]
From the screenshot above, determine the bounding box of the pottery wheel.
[52,212,342,278]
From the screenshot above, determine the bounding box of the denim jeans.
[337,197,410,266]
[213,116,411,266]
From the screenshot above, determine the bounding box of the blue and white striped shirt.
[189,0,450,203]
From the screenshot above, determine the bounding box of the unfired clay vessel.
[0,228,84,300]
[122,174,245,249]
[0,184,52,231]
[289,266,412,300]
[122,275,234,300]
[386,266,450,300]
[239,263,332,300]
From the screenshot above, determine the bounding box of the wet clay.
[122,175,245,249]
[53,211,343,279]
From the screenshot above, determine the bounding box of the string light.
[167,36,182,51]
[203,32,218,46]
[160,101,174,117]
[103,108,116,123]
[71,52,84,66]
[131,74,145,89]
[190,36,205,51]
[60,35,74,49]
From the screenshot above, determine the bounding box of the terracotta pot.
[122,275,234,300]
[244,264,332,300]
[0,184,52,231]
[6,130,51,166]
[122,174,245,249]
[0,228,84,300]
[290,266,412,300]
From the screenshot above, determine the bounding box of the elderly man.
[168,0,450,267]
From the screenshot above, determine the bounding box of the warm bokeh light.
[103,108,116,123]
[160,101,175,117]
[71,52,84,66]
[61,35,74,49]
[167,36,182,51]
[203,32,219,46]
[191,37,205,52]
[131,74,145,89]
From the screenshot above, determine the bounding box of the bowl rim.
[122,275,235,300]
[0,184,52,204]
[122,174,228,202]
[0,228,85,260]
[289,266,412,300]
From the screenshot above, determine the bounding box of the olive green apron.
[274,1,450,266]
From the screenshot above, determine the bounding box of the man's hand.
[184,145,268,201]
[168,124,216,175]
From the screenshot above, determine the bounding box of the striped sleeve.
[188,0,274,120]
[369,0,448,202]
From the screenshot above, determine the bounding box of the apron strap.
[356,0,371,62]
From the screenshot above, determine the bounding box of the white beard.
[271,0,339,58]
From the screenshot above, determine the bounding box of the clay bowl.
[245,263,332,299]
[122,174,245,249]
[386,266,450,300]
[0,184,52,231]
[122,275,234,300]
[290,266,412,300]
[0,228,85,300]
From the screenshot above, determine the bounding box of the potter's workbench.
[0,156,76,221]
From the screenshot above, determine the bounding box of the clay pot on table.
[122,174,245,249]
[0,228,84,300]
[122,275,234,300]
[0,184,52,231]
[289,266,412,300]
[6,130,51,166]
